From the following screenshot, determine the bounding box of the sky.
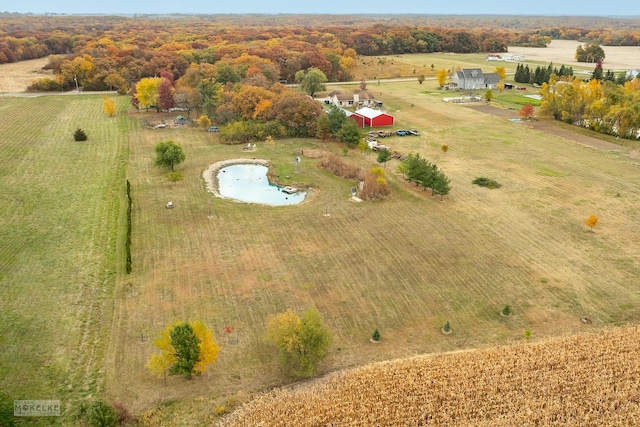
[4,1,640,16]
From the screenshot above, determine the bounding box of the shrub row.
[125,180,132,274]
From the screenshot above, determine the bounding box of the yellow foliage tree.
[253,99,273,119]
[266,309,302,355]
[339,56,357,70]
[191,320,220,375]
[436,69,448,87]
[135,77,162,111]
[586,215,599,231]
[198,115,212,130]
[494,66,506,80]
[102,96,117,117]
[265,308,332,377]
[147,321,178,385]
[147,320,220,382]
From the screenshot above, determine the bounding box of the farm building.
[349,107,394,128]
[453,68,501,90]
[326,90,382,109]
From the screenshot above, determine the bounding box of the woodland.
[2,14,639,140]
[2,14,640,78]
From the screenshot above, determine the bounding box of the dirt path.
[468,104,624,151]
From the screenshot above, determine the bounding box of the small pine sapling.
[501,305,511,316]
[74,128,88,141]
[442,320,452,334]
[371,328,381,342]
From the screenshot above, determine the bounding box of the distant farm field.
[2,80,640,425]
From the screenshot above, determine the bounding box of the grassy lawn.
[113,82,640,423]
[0,94,130,424]
[2,76,640,426]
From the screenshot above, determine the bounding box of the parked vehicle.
[368,131,379,138]
[408,130,420,136]
[207,126,219,132]
[396,130,407,136]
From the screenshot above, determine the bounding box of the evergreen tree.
[327,105,348,136]
[169,322,201,378]
[603,70,616,82]
[523,65,531,84]
[432,168,452,200]
[514,64,523,83]
[592,60,604,81]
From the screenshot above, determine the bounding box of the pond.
[217,164,306,206]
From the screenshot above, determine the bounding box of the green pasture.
[1,78,640,425]
[0,94,130,425]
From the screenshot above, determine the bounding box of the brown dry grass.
[0,57,50,93]
[509,39,640,71]
[104,85,640,425]
[222,326,640,426]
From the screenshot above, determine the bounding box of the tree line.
[514,63,574,85]
[2,14,639,67]
[539,76,640,140]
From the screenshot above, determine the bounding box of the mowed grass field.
[112,83,639,423]
[0,94,130,424]
[2,75,640,425]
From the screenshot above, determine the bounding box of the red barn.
[349,107,394,128]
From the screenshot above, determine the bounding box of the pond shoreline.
[202,158,270,199]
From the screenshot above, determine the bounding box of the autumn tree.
[60,54,94,89]
[104,73,128,95]
[102,96,116,117]
[147,320,220,382]
[436,69,448,87]
[418,74,425,84]
[586,215,599,231]
[154,140,185,172]
[265,308,332,377]
[519,104,535,120]
[229,85,276,121]
[575,43,605,63]
[135,77,162,111]
[494,66,506,80]
[198,115,212,130]
[271,93,323,137]
[441,144,448,154]
[295,67,328,98]
[158,77,176,111]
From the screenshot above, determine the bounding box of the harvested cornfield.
[221,326,640,426]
